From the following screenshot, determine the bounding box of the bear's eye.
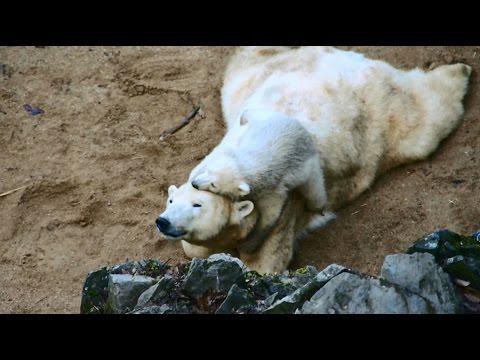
[169,199,173,204]
[193,203,202,208]
[211,183,216,188]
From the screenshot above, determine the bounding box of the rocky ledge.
[80,229,480,314]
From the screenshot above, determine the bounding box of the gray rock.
[300,272,431,314]
[135,276,176,309]
[263,293,280,308]
[106,274,156,314]
[264,264,346,314]
[130,305,172,314]
[182,253,245,297]
[110,259,169,278]
[207,253,247,270]
[381,252,461,314]
[80,267,110,314]
[215,284,256,314]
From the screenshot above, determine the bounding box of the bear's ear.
[168,185,178,196]
[231,200,254,224]
[238,182,251,196]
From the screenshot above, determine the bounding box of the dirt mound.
[0,46,478,313]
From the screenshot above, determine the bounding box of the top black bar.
[0,31,479,46]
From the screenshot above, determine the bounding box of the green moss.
[295,266,309,275]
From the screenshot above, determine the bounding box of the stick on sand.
[159,106,201,141]
[0,185,29,198]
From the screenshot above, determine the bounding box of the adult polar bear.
[159,46,471,273]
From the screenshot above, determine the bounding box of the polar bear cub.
[189,108,327,251]
[190,108,327,211]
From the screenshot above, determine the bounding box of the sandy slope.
[0,46,478,313]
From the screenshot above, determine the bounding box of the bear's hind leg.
[393,63,472,164]
[298,158,328,213]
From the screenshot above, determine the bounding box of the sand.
[0,46,478,313]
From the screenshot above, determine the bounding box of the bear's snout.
[156,217,171,232]
[156,217,187,238]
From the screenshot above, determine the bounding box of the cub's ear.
[168,185,178,196]
[189,164,204,181]
[239,110,249,126]
[231,200,254,224]
[238,181,251,196]
[240,115,248,126]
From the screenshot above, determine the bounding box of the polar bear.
[188,108,328,252]
[221,46,472,210]
[157,182,335,273]
[157,46,471,273]
[156,183,255,252]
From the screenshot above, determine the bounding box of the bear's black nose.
[156,217,171,231]
[191,181,199,189]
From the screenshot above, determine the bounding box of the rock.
[381,253,461,314]
[245,271,302,301]
[110,259,169,278]
[408,229,480,292]
[300,272,432,314]
[81,229,478,314]
[80,267,110,314]
[407,229,479,263]
[287,265,319,287]
[46,219,61,231]
[215,284,256,314]
[208,253,247,269]
[135,276,176,309]
[23,104,44,116]
[106,274,156,314]
[444,255,480,290]
[261,292,279,308]
[408,231,444,258]
[80,259,169,314]
[130,305,172,314]
[264,264,346,314]
[182,253,245,298]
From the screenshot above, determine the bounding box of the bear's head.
[156,183,255,245]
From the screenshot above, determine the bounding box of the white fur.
[222,46,472,209]
[159,46,471,273]
[190,108,327,205]
[189,109,328,253]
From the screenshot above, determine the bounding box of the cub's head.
[156,183,254,243]
[191,168,250,199]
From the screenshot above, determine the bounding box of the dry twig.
[0,185,29,198]
[159,106,201,141]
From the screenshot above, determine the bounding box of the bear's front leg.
[181,241,218,259]
[181,240,239,259]
[238,191,302,274]
[237,191,288,254]
[239,207,296,274]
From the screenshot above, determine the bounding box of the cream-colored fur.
[159,183,334,273]
[222,46,471,210]
[188,108,328,253]
[160,46,471,274]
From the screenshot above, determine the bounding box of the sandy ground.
[0,46,479,313]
